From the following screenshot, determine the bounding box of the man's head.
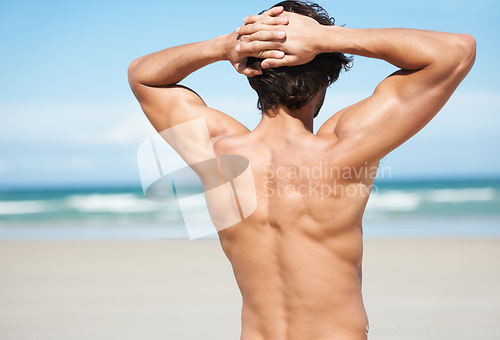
[247,1,352,118]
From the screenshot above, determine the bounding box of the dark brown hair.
[247,1,352,116]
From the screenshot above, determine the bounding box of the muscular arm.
[128,34,249,139]
[318,26,476,161]
[129,34,261,87]
[128,7,287,140]
[237,12,476,163]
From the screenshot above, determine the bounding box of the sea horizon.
[0,176,499,241]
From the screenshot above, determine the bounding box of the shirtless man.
[128,1,475,339]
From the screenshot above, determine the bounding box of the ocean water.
[0,178,499,240]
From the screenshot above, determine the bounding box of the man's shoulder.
[317,108,347,137]
[212,131,255,153]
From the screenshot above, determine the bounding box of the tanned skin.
[128,6,475,340]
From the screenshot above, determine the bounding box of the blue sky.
[0,0,499,188]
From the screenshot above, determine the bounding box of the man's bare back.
[128,2,475,339]
[214,118,376,339]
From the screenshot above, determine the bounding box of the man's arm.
[128,34,249,141]
[128,7,287,142]
[237,12,476,164]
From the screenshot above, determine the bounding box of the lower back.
[218,215,368,339]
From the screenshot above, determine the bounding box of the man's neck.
[255,105,315,136]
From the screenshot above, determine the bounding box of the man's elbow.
[454,33,476,73]
[127,57,144,86]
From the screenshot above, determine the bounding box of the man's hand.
[226,6,289,76]
[224,31,284,77]
[236,8,324,69]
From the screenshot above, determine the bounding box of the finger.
[253,50,285,59]
[261,55,297,69]
[237,22,285,36]
[243,68,263,77]
[236,23,257,35]
[264,6,284,17]
[237,40,285,54]
[243,14,261,25]
[245,30,286,42]
[238,63,262,77]
[260,15,289,26]
[243,6,284,24]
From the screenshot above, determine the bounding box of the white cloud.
[101,114,156,145]
[0,101,153,146]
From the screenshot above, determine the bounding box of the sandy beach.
[0,238,499,340]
